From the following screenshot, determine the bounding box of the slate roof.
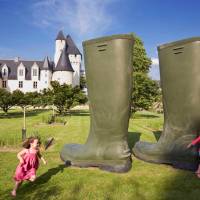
[0,59,54,80]
[0,32,81,80]
[66,35,82,56]
[55,49,74,72]
[42,56,52,70]
[56,30,66,40]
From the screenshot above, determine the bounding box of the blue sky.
[0,0,200,80]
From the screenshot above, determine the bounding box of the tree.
[132,73,160,113]
[0,88,14,113]
[12,90,32,137]
[53,90,68,114]
[80,75,87,90]
[50,81,88,114]
[132,34,152,73]
[40,88,56,119]
[131,33,160,113]
[12,90,30,109]
[66,85,88,110]
[26,91,42,108]
[41,88,54,108]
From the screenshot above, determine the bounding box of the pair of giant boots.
[60,35,200,173]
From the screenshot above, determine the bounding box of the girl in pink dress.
[11,137,47,197]
[187,136,200,178]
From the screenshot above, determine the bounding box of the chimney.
[14,57,20,62]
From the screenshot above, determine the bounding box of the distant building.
[0,31,82,93]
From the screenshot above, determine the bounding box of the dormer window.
[2,65,8,78]
[33,69,37,76]
[17,63,26,80]
[19,69,24,76]
[3,69,7,76]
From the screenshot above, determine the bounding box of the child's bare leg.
[196,164,200,178]
[195,164,200,173]
[11,181,22,196]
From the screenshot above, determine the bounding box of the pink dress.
[14,149,39,181]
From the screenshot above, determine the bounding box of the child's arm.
[187,136,200,148]
[187,142,193,148]
[17,149,27,164]
[41,157,47,165]
[37,151,47,165]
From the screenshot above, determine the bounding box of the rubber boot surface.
[61,34,134,173]
[133,37,200,171]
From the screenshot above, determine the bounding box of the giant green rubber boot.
[60,34,134,173]
[133,37,200,170]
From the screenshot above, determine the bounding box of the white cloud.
[149,57,160,80]
[151,57,159,66]
[31,0,116,40]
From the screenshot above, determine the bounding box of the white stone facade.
[52,71,73,85]
[69,54,81,87]
[54,40,66,66]
[0,31,82,93]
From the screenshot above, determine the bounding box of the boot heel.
[70,158,132,173]
[100,158,132,173]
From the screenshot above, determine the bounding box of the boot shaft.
[158,38,200,129]
[83,35,134,138]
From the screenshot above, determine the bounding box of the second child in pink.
[187,136,200,178]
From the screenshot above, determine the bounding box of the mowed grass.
[0,109,200,200]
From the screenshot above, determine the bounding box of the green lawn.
[0,109,200,200]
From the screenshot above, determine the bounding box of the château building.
[0,31,82,93]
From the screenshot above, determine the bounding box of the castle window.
[33,69,37,76]
[19,81,23,88]
[3,69,7,76]
[33,81,37,89]
[19,69,24,76]
[2,81,6,88]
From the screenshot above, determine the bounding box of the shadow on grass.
[1,185,61,200]
[0,109,47,119]
[1,164,86,200]
[128,132,141,150]
[69,110,90,117]
[18,165,66,200]
[153,130,162,141]
[24,164,65,187]
[0,109,90,119]
[132,113,160,119]
[1,165,65,200]
[159,171,200,200]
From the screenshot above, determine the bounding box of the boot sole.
[133,146,198,171]
[60,155,132,173]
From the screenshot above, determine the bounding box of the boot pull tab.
[97,44,108,52]
[172,46,184,55]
